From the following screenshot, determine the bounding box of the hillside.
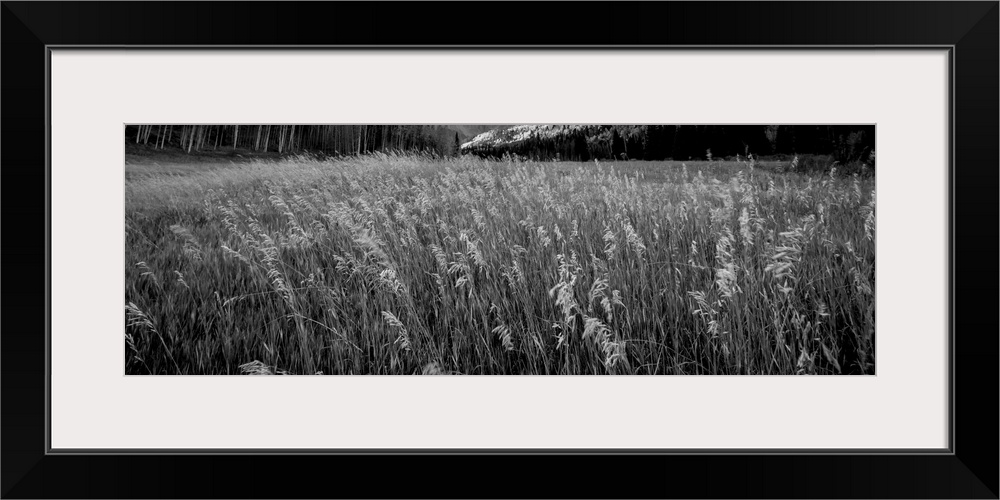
[460,124,875,164]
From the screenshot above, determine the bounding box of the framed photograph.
[3,1,996,498]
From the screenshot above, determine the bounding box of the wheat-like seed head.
[382,310,411,351]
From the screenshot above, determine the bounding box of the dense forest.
[125,125,474,157]
[125,124,874,164]
[460,125,875,163]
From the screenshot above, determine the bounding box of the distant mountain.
[446,125,503,143]
[461,125,590,150]
[461,125,639,161]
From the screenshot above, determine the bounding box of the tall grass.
[125,152,875,375]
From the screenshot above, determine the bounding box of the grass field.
[125,153,875,375]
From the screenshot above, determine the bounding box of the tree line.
[126,124,874,165]
[126,125,463,156]
[461,125,875,164]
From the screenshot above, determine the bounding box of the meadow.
[125,153,875,375]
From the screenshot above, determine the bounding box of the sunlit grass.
[125,153,875,375]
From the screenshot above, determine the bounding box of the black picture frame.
[2,1,996,498]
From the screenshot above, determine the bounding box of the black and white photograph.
[125,124,876,375]
[8,0,996,495]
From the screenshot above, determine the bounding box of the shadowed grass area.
[125,153,875,375]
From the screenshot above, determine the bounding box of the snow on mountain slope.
[460,125,588,151]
